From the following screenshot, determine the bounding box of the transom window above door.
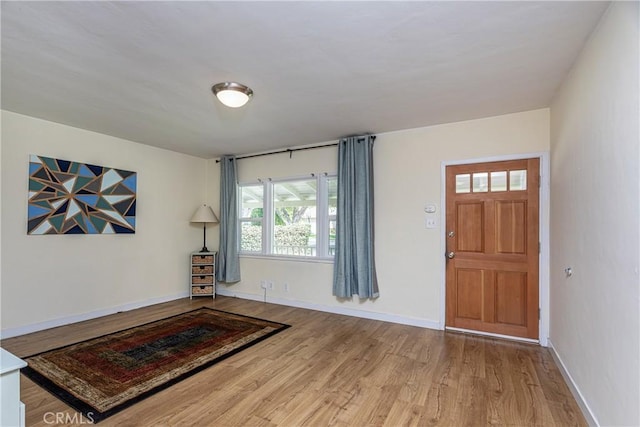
[455,169,527,193]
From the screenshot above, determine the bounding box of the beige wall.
[0,118,3,326]
[550,2,639,426]
[209,108,550,326]
[0,111,206,335]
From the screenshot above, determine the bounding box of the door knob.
[447,251,455,259]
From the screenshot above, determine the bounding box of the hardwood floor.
[1,296,586,426]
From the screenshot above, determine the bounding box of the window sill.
[240,253,334,264]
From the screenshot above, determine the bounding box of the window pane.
[329,219,337,256]
[273,179,317,257]
[240,221,262,252]
[327,177,337,257]
[491,171,507,191]
[472,172,488,192]
[240,185,263,219]
[455,174,471,193]
[509,170,527,191]
[327,177,337,216]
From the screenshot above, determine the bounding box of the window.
[327,177,337,256]
[455,169,528,193]
[490,171,507,191]
[509,170,527,191]
[472,172,488,192]
[272,179,316,256]
[239,174,336,259]
[455,174,471,193]
[239,185,263,253]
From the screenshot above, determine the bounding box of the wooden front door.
[445,158,540,340]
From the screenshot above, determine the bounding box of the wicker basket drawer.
[192,255,213,264]
[192,265,214,274]
[192,275,214,285]
[192,285,213,295]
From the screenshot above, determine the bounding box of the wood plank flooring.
[1,296,586,426]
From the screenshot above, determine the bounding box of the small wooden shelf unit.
[190,252,216,299]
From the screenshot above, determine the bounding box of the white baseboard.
[216,289,441,330]
[0,292,189,339]
[547,338,599,427]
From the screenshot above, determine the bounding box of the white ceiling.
[1,1,608,159]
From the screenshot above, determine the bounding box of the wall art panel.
[27,155,137,234]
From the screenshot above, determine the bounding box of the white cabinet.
[1,348,27,427]
[190,252,216,299]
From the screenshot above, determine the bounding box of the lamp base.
[200,223,209,253]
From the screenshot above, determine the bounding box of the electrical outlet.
[283,282,289,292]
[260,280,267,290]
[268,281,274,290]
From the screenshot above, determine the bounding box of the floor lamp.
[190,204,219,252]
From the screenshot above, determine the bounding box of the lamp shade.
[190,205,219,224]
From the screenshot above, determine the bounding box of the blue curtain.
[216,155,241,283]
[333,135,379,298]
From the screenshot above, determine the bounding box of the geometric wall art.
[28,154,137,234]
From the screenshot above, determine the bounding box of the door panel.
[446,158,539,340]
[495,200,527,254]
[456,203,484,252]
[495,271,527,326]
[456,269,484,320]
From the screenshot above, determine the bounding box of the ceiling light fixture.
[211,82,253,108]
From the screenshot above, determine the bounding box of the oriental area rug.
[21,308,290,423]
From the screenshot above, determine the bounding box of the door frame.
[439,151,550,346]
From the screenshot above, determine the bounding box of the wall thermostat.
[424,204,437,214]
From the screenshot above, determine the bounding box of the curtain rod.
[215,135,376,163]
